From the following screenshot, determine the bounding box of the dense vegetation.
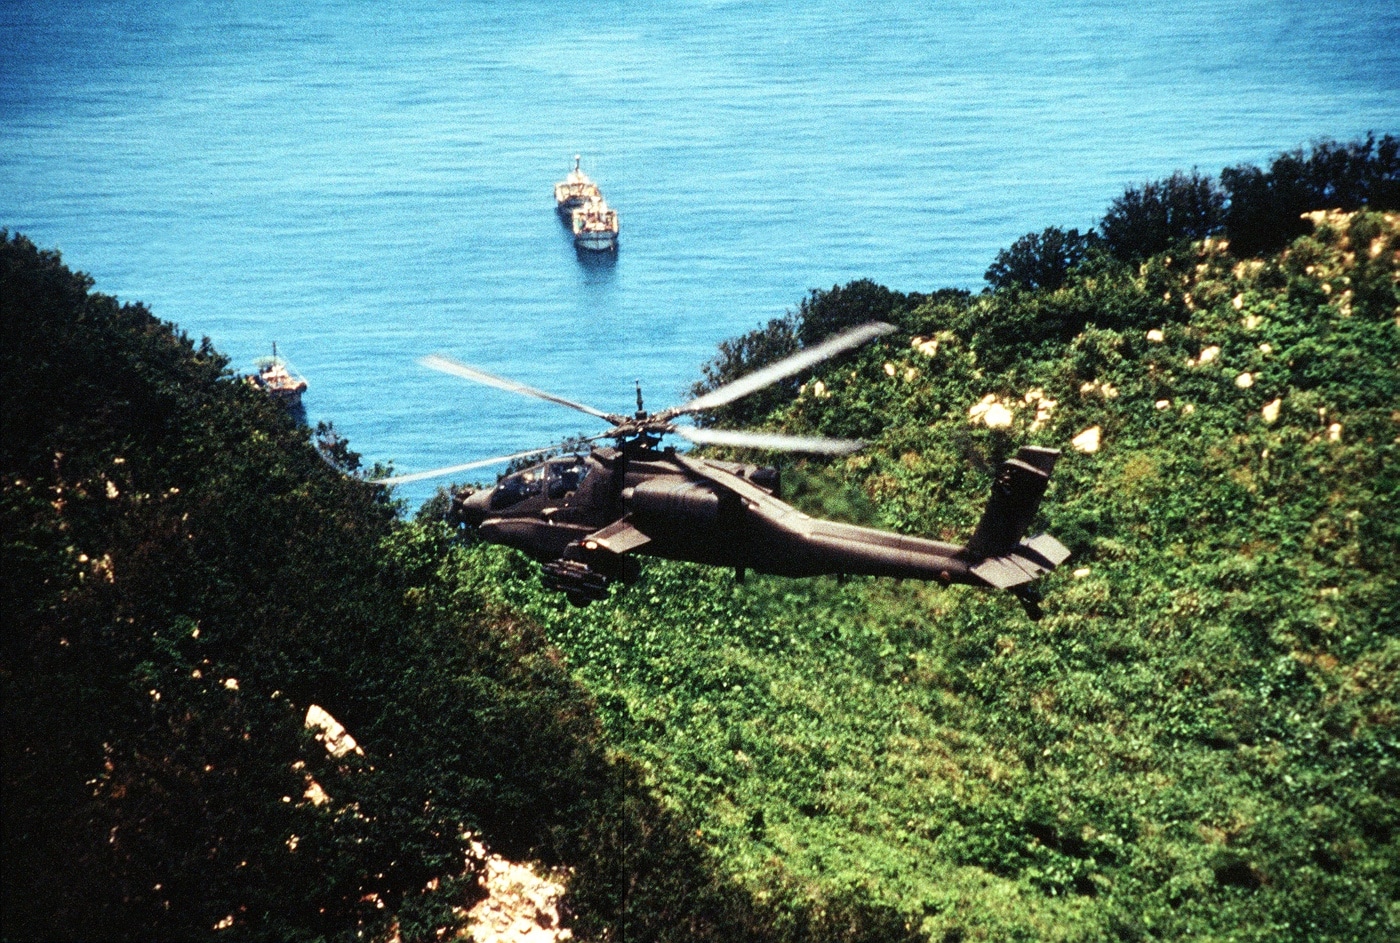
[4,135,1397,941]
[462,207,1400,939]
[2,233,882,943]
[476,137,1399,941]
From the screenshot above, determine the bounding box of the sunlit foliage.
[467,206,1400,942]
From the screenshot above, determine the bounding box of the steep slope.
[464,209,1399,941]
[6,142,1396,941]
[2,233,848,943]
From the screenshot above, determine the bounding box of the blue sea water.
[4,0,1398,508]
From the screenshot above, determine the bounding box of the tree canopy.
[984,226,1101,292]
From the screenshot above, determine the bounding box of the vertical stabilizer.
[965,446,1060,559]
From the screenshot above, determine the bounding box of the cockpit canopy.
[490,456,590,510]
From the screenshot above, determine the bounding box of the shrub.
[795,279,918,346]
[985,226,1101,292]
[688,313,800,427]
[1100,169,1225,262]
[1222,133,1400,256]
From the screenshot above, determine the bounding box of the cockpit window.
[490,467,544,510]
[547,459,589,499]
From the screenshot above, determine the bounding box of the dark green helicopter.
[375,322,1069,618]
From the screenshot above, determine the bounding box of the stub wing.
[590,514,655,551]
[584,516,652,555]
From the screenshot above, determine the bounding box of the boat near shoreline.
[248,343,308,408]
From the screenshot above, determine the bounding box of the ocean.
[4,0,1397,508]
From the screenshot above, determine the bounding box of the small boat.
[553,155,601,214]
[248,343,308,408]
[571,196,619,251]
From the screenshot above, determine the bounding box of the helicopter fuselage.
[450,443,1059,603]
[385,324,1068,616]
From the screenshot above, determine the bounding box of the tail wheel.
[1011,584,1045,621]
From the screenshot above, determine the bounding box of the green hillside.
[1,233,827,943]
[4,136,1398,942]
[455,204,1399,941]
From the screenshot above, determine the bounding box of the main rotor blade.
[676,426,866,455]
[664,321,896,417]
[371,438,602,486]
[420,354,626,425]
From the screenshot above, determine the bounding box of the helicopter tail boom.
[759,444,1069,590]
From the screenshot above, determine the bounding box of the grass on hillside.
[423,209,1399,941]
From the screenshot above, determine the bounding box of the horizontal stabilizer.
[970,533,1071,589]
[1024,532,1070,567]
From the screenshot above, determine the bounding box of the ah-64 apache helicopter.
[376,322,1069,618]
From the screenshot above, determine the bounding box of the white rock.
[1146,329,1165,342]
[1071,426,1101,453]
[1078,380,1118,399]
[983,403,1014,428]
[305,704,364,758]
[1235,372,1254,389]
[968,393,998,419]
[303,777,330,806]
[1261,398,1282,424]
[464,844,572,943]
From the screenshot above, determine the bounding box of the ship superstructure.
[554,155,619,252]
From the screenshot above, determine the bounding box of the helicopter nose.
[450,488,492,527]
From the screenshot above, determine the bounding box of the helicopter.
[375,322,1069,618]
